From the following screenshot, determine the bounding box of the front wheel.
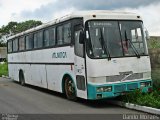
[64,77,77,100]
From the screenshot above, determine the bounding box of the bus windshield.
[86,21,148,59]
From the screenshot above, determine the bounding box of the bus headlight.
[140,82,151,87]
[96,86,112,92]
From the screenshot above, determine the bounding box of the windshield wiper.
[99,28,111,60]
[125,31,140,58]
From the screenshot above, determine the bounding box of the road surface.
[0,77,147,114]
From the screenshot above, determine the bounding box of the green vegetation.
[0,63,8,77]
[148,36,160,49]
[0,41,6,47]
[121,89,160,109]
[0,20,42,35]
[120,69,160,109]
[0,20,42,47]
[120,66,160,109]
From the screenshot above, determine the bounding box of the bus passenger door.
[74,26,87,99]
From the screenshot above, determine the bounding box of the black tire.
[64,77,77,100]
[19,71,25,86]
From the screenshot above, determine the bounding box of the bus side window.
[8,41,13,53]
[26,34,33,50]
[75,30,84,57]
[49,27,56,46]
[57,23,71,46]
[19,37,25,51]
[34,31,43,48]
[34,33,38,48]
[13,38,18,52]
[64,23,71,44]
[38,31,43,48]
[57,26,63,45]
[44,29,49,47]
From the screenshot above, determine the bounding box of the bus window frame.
[7,40,13,53]
[12,38,19,52]
[7,18,83,54]
[25,33,34,50]
[85,19,149,59]
[19,36,26,51]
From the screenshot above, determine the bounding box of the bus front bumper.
[87,79,152,100]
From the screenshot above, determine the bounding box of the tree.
[0,22,18,35]
[0,20,42,46]
[0,41,6,47]
[0,20,42,35]
[14,20,42,33]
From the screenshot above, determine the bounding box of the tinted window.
[26,34,33,50]
[44,27,55,47]
[34,31,43,48]
[13,38,18,52]
[34,33,38,48]
[87,21,147,59]
[64,23,71,44]
[49,27,55,46]
[119,21,146,56]
[8,41,12,52]
[75,30,84,57]
[57,26,63,45]
[44,30,49,47]
[57,23,71,45]
[19,37,25,51]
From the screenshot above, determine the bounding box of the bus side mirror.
[79,31,85,44]
[145,30,150,40]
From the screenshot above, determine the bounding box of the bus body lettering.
[52,52,67,58]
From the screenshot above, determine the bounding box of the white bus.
[7,10,152,100]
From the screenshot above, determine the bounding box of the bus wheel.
[64,77,77,100]
[19,70,25,86]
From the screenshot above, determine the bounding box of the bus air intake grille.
[126,73,143,80]
[114,84,126,93]
[106,73,143,82]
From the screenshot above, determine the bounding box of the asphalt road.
[0,77,147,114]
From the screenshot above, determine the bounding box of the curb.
[1,75,10,79]
[108,100,160,115]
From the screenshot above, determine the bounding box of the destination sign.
[93,22,112,26]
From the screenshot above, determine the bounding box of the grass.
[120,68,160,109]
[0,62,8,77]
[148,37,160,49]
[121,89,160,109]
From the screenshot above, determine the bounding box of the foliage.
[121,89,160,109]
[0,20,42,46]
[13,20,42,34]
[0,62,8,77]
[0,22,18,35]
[120,68,160,109]
[0,20,42,36]
[0,41,6,47]
[148,37,160,49]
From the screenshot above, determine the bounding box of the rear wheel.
[19,71,25,86]
[64,77,77,100]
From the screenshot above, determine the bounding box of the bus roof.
[7,10,142,40]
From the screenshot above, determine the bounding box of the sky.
[0,0,160,36]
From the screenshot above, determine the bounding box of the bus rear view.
[78,11,152,100]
